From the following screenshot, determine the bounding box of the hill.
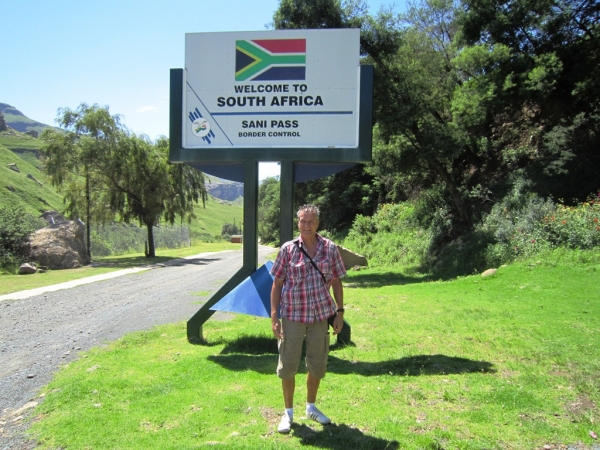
[0,104,244,240]
[0,130,64,216]
[0,103,53,135]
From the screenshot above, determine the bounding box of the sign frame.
[169,30,373,164]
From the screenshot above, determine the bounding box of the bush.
[341,192,600,276]
[0,205,40,271]
[479,191,600,266]
[221,222,239,240]
[344,203,433,269]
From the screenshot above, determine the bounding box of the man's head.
[297,204,319,238]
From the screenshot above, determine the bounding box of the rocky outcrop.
[0,111,7,132]
[29,213,89,269]
[337,245,368,269]
[206,182,244,201]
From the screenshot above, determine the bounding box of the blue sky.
[3,0,402,179]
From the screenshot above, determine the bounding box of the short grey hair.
[296,204,320,220]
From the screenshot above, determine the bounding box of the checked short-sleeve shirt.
[271,234,346,323]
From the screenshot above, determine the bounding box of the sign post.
[170,29,372,344]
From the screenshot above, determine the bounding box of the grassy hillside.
[0,130,243,239]
[0,132,64,216]
[190,195,244,240]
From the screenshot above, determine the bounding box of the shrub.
[344,203,432,269]
[0,205,40,271]
[479,191,600,266]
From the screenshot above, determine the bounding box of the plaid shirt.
[271,234,346,323]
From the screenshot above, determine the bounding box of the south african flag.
[235,39,306,82]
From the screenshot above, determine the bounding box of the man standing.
[270,204,346,434]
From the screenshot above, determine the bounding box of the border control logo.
[189,108,215,144]
[235,39,306,82]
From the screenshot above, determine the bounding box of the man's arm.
[330,277,344,335]
[271,277,284,339]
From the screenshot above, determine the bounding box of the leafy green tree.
[40,103,122,258]
[457,0,600,201]
[96,134,206,257]
[0,205,39,271]
[258,177,281,245]
[41,103,207,258]
[294,165,380,231]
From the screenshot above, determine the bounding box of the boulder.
[481,268,497,277]
[29,219,89,270]
[18,263,37,275]
[336,245,368,269]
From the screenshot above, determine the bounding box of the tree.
[294,165,380,231]
[40,103,122,259]
[273,0,599,238]
[0,205,39,271]
[41,104,207,258]
[258,176,281,245]
[97,134,207,257]
[457,0,600,201]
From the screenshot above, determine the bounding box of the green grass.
[27,249,600,449]
[0,141,64,216]
[190,195,244,240]
[0,242,245,295]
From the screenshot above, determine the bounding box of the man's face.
[298,210,319,238]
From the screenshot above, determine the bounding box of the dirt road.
[0,247,274,449]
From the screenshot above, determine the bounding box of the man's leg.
[304,320,331,424]
[282,377,295,408]
[306,372,321,404]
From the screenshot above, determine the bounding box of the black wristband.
[337,308,344,313]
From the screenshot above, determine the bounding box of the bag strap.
[294,240,327,285]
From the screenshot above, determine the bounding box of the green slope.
[0,129,243,238]
[0,133,64,216]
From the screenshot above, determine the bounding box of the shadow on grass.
[345,271,434,288]
[291,423,399,450]
[209,336,495,376]
[91,256,221,269]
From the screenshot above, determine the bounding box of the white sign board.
[184,29,360,149]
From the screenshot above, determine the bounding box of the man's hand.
[332,313,344,335]
[272,319,284,339]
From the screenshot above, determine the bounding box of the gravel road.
[0,247,274,449]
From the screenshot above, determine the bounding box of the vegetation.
[28,248,600,449]
[258,176,281,245]
[267,0,599,254]
[0,205,43,272]
[341,191,600,277]
[0,136,64,216]
[40,103,208,258]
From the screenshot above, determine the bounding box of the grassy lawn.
[26,249,600,449]
[0,242,243,296]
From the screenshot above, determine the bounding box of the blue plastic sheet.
[210,261,275,318]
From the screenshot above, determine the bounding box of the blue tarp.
[210,261,275,318]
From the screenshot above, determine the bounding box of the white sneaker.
[278,412,292,433]
[306,406,331,424]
